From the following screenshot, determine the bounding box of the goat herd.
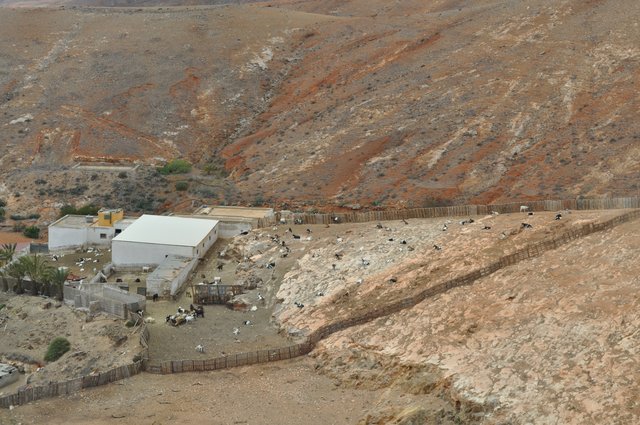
[165,304,205,326]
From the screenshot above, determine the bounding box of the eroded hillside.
[1,0,639,216]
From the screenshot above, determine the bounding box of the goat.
[195,305,205,318]
[195,344,205,353]
[400,239,407,245]
[280,218,286,224]
[239,230,249,235]
[491,211,500,216]
[483,225,492,230]
[333,216,340,223]
[361,258,370,266]
[233,327,240,336]
[294,218,303,225]
[336,237,343,243]
[292,234,301,240]
[388,238,394,242]
[185,314,196,324]
[520,205,529,213]
[356,278,363,285]
[528,212,534,216]
[306,228,312,234]
[177,306,186,314]
[257,293,265,302]
[243,320,252,326]
[217,263,223,271]
[433,244,442,251]
[334,252,343,260]
[316,291,325,297]
[266,261,276,269]
[144,317,155,324]
[521,223,533,229]
[376,223,384,229]
[555,213,562,220]
[332,264,337,270]
[388,277,397,283]
[442,224,448,231]
[402,219,409,225]
[213,277,222,284]
[152,293,159,302]
[294,301,305,308]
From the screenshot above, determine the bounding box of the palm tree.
[4,259,27,294]
[47,267,70,301]
[0,243,16,267]
[18,255,52,296]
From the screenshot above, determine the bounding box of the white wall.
[86,226,116,246]
[111,241,194,267]
[218,222,252,238]
[193,226,218,258]
[48,226,87,251]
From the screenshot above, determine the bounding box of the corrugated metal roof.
[112,215,218,247]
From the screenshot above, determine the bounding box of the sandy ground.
[0,357,389,425]
[0,293,140,394]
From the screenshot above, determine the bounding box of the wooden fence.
[146,207,640,375]
[0,316,150,409]
[257,196,640,227]
[2,204,638,406]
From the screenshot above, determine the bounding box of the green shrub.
[59,204,100,218]
[158,159,192,175]
[175,181,189,191]
[28,213,40,219]
[10,214,26,221]
[44,337,71,362]
[125,320,135,328]
[23,225,40,239]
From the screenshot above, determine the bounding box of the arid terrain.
[2,209,639,424]
[1,0,640,222]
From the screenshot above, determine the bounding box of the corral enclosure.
[63,284,145,318]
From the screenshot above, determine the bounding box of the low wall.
[217,221,253,238]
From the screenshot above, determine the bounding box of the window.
[100,233,107,239]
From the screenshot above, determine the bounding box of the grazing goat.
[555,213,562,220]
[306,228,312,234]
[521,223,533,229]
[294,301,305,308]
[361,258,370,266]
[243,320,252,325]
[266,261,276,269]
[376,223,384,229]
[520,205,529,213]
[239,230,249,235]
[152,293,159,302]
[177,306,186,314]
[483,225,492,230]
[292,234,301,240]
[388,277,398,283]
[195,344,205,353]
[217,264,224,271]
[233,327,240,336]
[257,293,265,302]
[294,218,303,225]
[433,244,442,251]
[442,224,448,231]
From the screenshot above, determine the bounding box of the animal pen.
[63,284,146,319]
[192,283,244,304]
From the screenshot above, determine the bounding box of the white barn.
[111,215,219,267]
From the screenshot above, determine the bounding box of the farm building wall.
[111,241,194,267]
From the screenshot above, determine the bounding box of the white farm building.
[111,215,219,267]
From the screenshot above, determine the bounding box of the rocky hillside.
[1,0,639,217]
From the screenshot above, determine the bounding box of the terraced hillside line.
[147,208,640,375]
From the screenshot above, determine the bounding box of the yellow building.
[97,208,124,227]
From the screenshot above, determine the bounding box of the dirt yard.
[0,293,141,395]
